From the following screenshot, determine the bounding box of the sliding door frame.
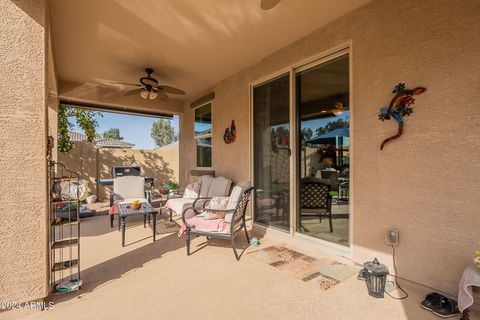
[250,42,353,258]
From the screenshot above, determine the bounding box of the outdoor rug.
[152,217,181,234]
[249,245,358,291]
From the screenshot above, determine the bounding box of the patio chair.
[299,177,333,232]
[164,175,232,222]
[181,184,254,261]
[109,176,149,227]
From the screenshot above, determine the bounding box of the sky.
[69,111,179,150]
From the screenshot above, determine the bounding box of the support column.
[0,0,48,302]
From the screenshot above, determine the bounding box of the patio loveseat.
[164,175,232,221]
[181,183,253,260]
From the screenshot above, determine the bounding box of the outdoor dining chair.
[299,178,333,232]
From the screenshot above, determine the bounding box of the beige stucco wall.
[0,0,48,302]
[59,142,179,200]
[180,0,480,295]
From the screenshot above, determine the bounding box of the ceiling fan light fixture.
[140,88,149,99]
[149,90,158,100]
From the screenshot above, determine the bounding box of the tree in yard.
[58,106,101,154]
[101,128,123,140]
[151,119,177,148]
[301,127,313,144]
[314,117,349,137]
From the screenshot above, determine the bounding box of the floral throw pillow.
[204,196,229,220]
[183,182,201,199]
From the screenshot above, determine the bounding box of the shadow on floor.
[50,230,184,304]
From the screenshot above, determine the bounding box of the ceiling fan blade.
[157,90,169,101]
[261,0,281,10]
[157,85,186,95]
[124,88,143,96]
[112,82,142,87]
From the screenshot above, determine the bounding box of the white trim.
[348,43,354,259]
[295,47,349,73]
[250,68,291,88]
[288,67,296,238]
[292,41,352,70]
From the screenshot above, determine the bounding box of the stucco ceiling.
[49,0,369,104]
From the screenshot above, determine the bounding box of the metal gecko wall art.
[378,83,426,150]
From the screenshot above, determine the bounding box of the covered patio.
[0,214,464,320]
[1,0,480,319]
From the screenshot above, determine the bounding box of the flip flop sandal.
[421,292,443,311]
[432,297,461,318]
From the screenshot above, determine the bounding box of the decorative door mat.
[250,245,357,291]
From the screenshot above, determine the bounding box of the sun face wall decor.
[378,83,426,150]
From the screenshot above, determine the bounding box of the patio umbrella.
[306,128,349,145]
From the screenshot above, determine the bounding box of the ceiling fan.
[116,68,186,101]
[261,0,281,10]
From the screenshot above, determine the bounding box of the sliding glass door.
[252,74,290,231]
[252,49,350,248]
[296,53,350,246]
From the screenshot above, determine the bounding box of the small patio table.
[117,201,157,247]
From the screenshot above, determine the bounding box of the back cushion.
[207,176,232,197]
[183,182,201,199]
[114,176,145,199]
[227,182,251,209]
[198,175,214,198]
[226,185,243,210]
[204,196,229,220]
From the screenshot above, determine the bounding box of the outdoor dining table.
[117,201,157,247]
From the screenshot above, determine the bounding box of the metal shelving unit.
[48,161,81,295]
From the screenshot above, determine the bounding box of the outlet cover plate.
[385,229,399,246]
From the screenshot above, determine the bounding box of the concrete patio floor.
[2,213,478,320]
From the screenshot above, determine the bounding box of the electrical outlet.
[385,229,399,246]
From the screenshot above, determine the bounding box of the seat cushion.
[166,198,195,215]
[197,175,214,197]
[207,176,232,197]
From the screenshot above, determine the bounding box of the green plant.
[58,106,102,154]
[165,181,179,191]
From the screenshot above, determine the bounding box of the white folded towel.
[458,266,480,312]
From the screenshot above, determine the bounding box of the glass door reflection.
[253,74,290,231]
[296,53,350,246]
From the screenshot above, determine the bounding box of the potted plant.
[165,181,179,196]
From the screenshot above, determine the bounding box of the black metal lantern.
[363,258,389,298]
